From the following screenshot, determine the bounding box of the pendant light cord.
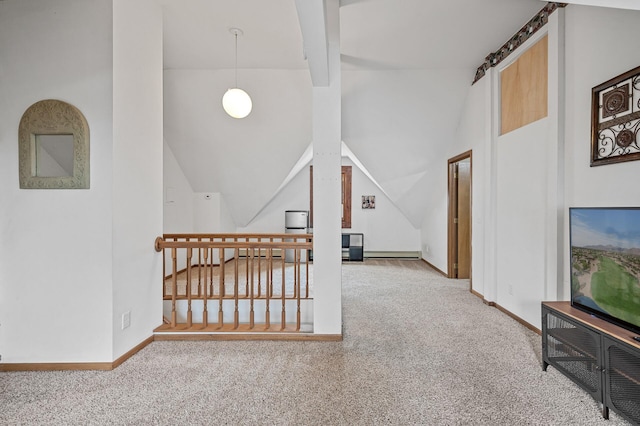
[234,31,238,88]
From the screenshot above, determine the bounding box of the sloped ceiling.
[160,0,546,228]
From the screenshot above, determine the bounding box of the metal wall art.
[591,65,640,167]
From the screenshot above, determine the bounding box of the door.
[448,151,472,280]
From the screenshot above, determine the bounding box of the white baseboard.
[364,251,421,259]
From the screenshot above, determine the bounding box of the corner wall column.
[310,0,342,335]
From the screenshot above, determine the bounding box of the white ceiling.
[160,0,547,71]
[159,0,552,228]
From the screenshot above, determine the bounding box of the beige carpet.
[0,260,632,425]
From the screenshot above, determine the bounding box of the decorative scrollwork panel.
[591,65,640,166]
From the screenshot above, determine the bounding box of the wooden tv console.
[542,302,640,424]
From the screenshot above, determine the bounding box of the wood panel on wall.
[500,35,548,135]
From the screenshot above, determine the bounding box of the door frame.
[447,150,472,283]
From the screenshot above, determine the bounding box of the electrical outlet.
[508,285,514,296]
[121,311,131,330]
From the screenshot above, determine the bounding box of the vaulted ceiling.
[159,0,551,228]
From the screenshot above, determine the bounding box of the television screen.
[570,207,640,335]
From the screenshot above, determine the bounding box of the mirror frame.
[19,99,90,189]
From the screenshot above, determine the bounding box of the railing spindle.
[171,247,177,327]
[257,241,262,297]
[196,239,202,298]
[202,246,209,327]
[244,237,249,297]
[162,246,167,298]
[269,237,274,298]
[249,247,255,329]
[209,246,214,297]
[281,252,286,331]
[293,248,299,298]
[156,234,312,334]
[218,247,224,328]
[297,248,301,331]
[234,248,239,329]
[186,247,193,327]
[266,248,271,330]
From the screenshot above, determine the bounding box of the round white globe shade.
[222,88,252,118]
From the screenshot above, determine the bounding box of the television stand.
[542,302,640,424]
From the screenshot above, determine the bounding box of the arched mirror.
[19,99,90,189]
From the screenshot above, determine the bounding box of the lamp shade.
[222,88,252,119]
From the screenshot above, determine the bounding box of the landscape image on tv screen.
[570,208,640,333]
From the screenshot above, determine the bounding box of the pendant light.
[222,28,252,119]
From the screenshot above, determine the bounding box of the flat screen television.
[570,207,640,336]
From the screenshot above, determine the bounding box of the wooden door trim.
[447,150,472,282]
[310,165,352,229]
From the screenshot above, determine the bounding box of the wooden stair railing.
[154,234,313,333]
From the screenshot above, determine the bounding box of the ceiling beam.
[295,0,329,86]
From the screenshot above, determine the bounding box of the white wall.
[238,160,420,254]
[443,4,640,330]
[419,169,449,272]
[163,141,194,233]
[563,5,640,298]
[192,192,236,263]
[342,68,472,229]
[496,119,549,326]
[163,67,312,227]
[236,165,310,233]
[345,159,420,253]
[0,0,165,364]
[112,0,163,360]
[312,0,342,335]
[192,192,236,235]
[434,76,490,286]
[483,20,563,329]
[193,193,221,233]
[0,0,114,362]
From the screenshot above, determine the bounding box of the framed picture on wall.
[362,195,375,209]
[591,65,640,167]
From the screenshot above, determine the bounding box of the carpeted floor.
[0,260,632,425]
